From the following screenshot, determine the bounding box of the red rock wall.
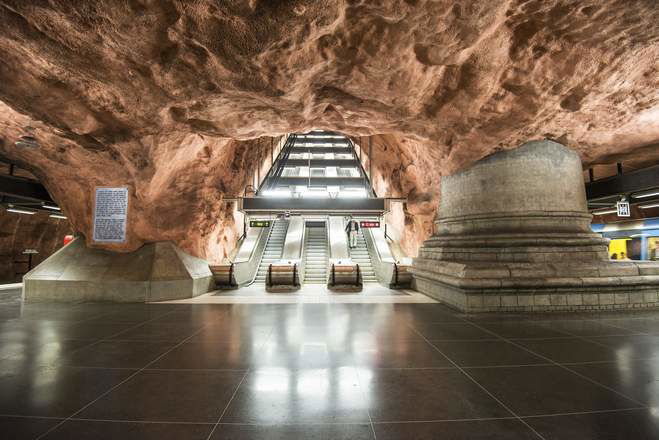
[0,210,72,283]
[354,134,442,257]
[0,1,657,259]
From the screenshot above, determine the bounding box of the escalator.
[349,228,377,283]
[254,219,289,283]
[303,223,328,284]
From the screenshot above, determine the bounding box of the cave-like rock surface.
[0,1,657,260]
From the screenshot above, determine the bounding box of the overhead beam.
[0,174,54,203]
[242,197,385,214]
[586,165,659,200]
[290,146,352,154]
[284,159,359,167]
[266,176,364,187]
[293,138,348,145]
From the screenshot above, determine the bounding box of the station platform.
[156,284,435,304]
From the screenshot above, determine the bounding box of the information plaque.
[92,187,129,242]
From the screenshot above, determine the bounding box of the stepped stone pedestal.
[411,140,659,312]
[23,238,214,302]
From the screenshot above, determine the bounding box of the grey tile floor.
[2,291,659,439]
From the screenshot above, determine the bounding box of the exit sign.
[250,220,271,228]
[616,201,630,217]
[360,221,380,228]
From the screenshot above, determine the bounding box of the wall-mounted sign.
[617,201,630,217]
[250,220,271,228]
[360,220,380,228]
[93,187,129,242]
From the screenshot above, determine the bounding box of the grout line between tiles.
[33,323,212,440]
[455,318,650,408]
[407,324,547,440]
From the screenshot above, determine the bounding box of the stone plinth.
[411,140,659,312]
[23,238,214,302]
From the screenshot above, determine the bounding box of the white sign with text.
[92,187,129,242]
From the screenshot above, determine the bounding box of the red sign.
[63,235,74,246]
[360,221,380,228]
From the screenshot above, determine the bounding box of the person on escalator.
[345,218,359,248]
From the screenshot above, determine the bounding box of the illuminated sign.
[360,221,380,228]
[617,201,630,217]
[250,220,271,228]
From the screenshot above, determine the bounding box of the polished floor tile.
[0,416,61,440]
[589,335,659,359]
[429,340,547,367]
[0,338,94,364]
[0,365,135,417]
[410,322,494,340]
[352,340,454,368]
[189,323,272,344]
[466,365,639,416]
[42,420,213,440]
[210,423,375,439]
[374,419,539,439]
[361,369,510,422]
[538,319,640,337]
[221,368,369,424]
[526,409,659,440]
[152,341,262,370]
[602,318,659,334]
[568,359,659,405]
[3,296,659,439]
[61,340,176,368]
[514,338,618,363]
[110,322,203,342]
[475,321,570,339]
[78,369,245,423]
[254,341,355,369]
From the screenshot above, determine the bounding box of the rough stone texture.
[0,1,658,259]
[23,238,214,302]
[0,209,72,283]
[411,140,659,312]
[355,134,441,257]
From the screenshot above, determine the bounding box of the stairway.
[303,225,328,284]
[349,229,377,283]
[254,219,289,283]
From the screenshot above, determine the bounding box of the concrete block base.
[23,238,214,302]
[412,261,659,313]
[410,141,659,313]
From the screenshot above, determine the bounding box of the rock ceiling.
[0,0,657,259]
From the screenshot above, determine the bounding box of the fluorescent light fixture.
[302,191,329,198]
[42,204,61,211]
[262,189,291,198]
[49,214,67,220]
[6,208,36,215]
[639,203,659,209]
[338,188,367,198]
[632,189,659,199]
[591,208,617,215]
[14,135,39,148]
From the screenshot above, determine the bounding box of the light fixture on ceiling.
[14,134,39,148]
[6,207,36,215]
[42,204,61,211]
[591,208,617,215]
[632,189,659,199]
[639,202,659,209]
[49,214,67,220]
